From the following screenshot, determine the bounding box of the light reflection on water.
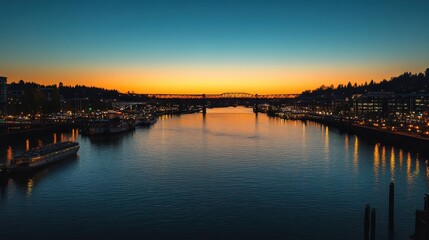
[382,145,387,173]
[353,135,359,172]
[373,144,379,181]
[324,126,329,161]
[6,146,13,161]
[0,107,428,240]
[25,139,30,151]
[391,147,396,178]
[399,149,403,170]
[26,179,33,197]
[407,152,413,185]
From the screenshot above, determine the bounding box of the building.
[410,93,429,115]
[0,76,7,115]
[353,92,429,117]
[40,88,54,101]
[353,92,394,117]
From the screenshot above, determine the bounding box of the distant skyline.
[1,0,429,94]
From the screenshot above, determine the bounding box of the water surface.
[1,107,428,240]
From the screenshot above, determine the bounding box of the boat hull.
[108,126,130,133]
[89,127,107,135]
[8,146,79,174]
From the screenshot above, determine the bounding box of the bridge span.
[113,92,299,112]
[146,92,299,99]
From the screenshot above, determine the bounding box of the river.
[0,107,428,240]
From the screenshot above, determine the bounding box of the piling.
[412,194,428,240]
[424,193,429,240]
[364,204,371,240]
[370,208,376,240]
[389,181,394,232]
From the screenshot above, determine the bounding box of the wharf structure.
[277,91,429,154]
[303,114,429,155]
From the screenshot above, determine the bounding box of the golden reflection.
[324,126,329,160]
[6,146,13,161]
[302,122,306,146]
[414,155,420,177]
[390,148,395,177]
[407,152,412,185]
[38,140,43,147]
[71,129,75,142]
[27,179,34,196]
[381,146,386,173]
[399,149,403,170]
[61,133,65,142]
[344,135,349,165]
[26,139,30,151]
[353,136,359,171]
[53,133,57,144]
[373,144,380,178]
[345,134,349,151]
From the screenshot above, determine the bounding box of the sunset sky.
[1,0,428,94]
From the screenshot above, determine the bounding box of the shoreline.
[0,125,78,141]
[302,116,429,156]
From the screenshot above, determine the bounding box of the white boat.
[7,141,80,173]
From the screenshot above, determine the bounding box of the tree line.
[6,81,147,115]
[299,68,429,101]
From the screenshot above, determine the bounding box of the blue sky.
[0,0,428,93]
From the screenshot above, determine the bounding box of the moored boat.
[135,116,157,126]
[85,111,134,135]
[7,141,80,173]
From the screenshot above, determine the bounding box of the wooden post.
[425,193,429,240]
[389,181,394,232]
[364,204,371,240]
[370,208,376,240]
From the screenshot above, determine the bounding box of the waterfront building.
[409,93,429,115]
[331,97,353,116]
[353,92,394,117]
[0,76,7,115]
[8,89,24,105]
[40,88,55,101]
[353,92,429,117]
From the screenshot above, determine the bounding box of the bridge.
[111,93,299,112]
[146,92,299,99]
[112,101,148,109]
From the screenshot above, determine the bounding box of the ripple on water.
[0,107,427,240]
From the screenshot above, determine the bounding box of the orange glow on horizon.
[2,63,426,94]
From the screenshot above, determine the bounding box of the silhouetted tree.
[347,82,352,88]
[298,67,429,101]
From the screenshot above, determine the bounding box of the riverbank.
[0,124,80,139]
[303,115,429,156]
[0,126,56,137]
